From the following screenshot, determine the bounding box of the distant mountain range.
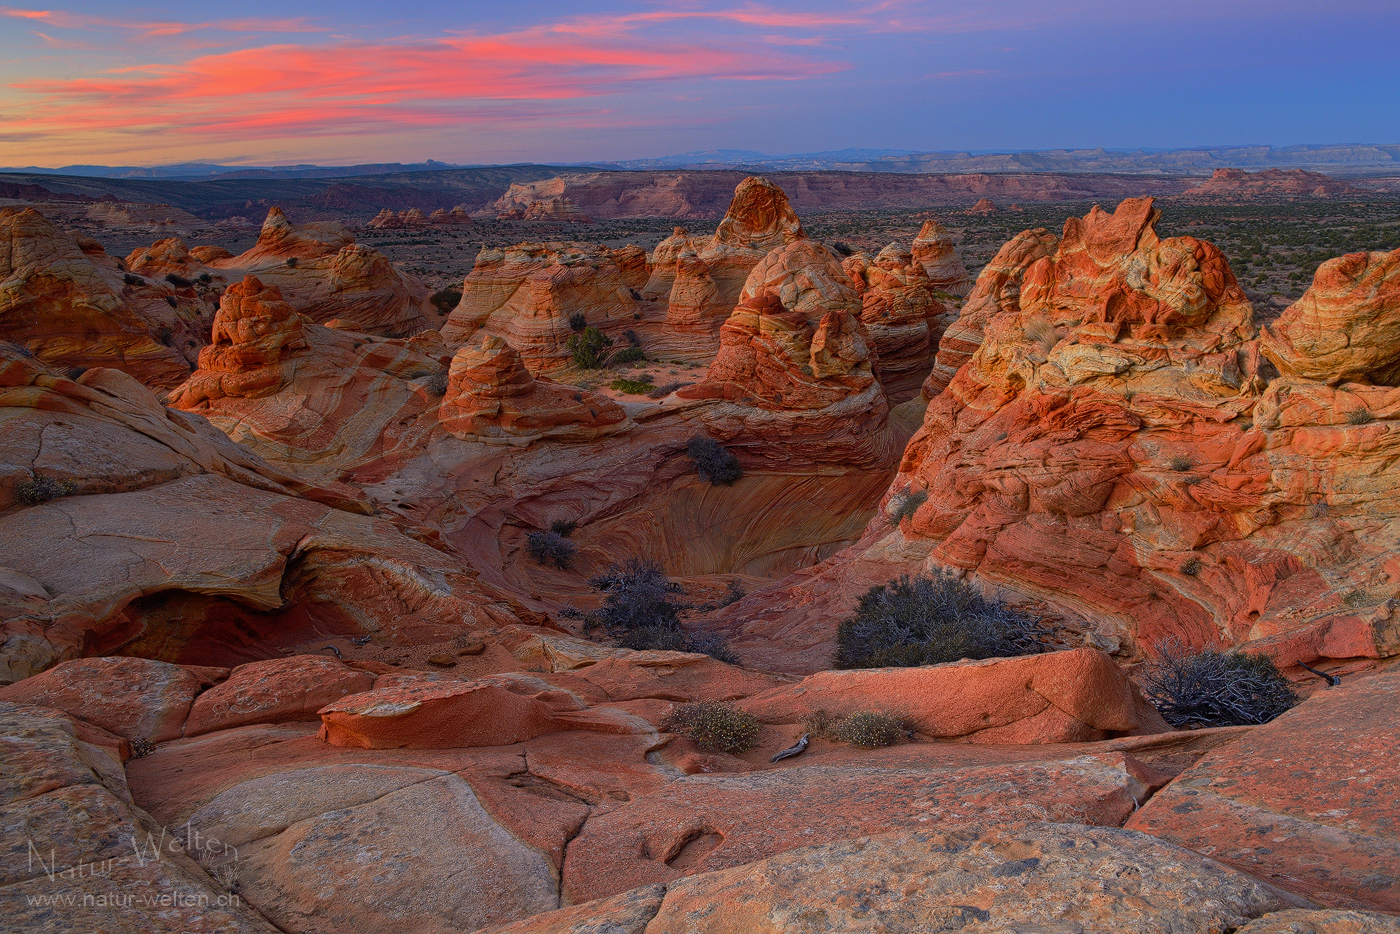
[8,144,1400,181]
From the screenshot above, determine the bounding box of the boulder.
[438,333,629,443]
[738,648,1168,741]
[1128,670,1400,911]
[0,656,212,742]
[184,655,373,736]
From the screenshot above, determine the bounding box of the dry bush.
[1141,642,1298,727]
[670,701,760,754]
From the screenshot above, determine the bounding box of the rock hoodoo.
[911,218,973,297]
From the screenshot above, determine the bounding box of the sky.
[1,0,1399,168]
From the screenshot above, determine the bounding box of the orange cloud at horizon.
[0,7,849,166]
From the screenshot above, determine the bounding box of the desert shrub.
[128,737,156,758]
[831,241,853,257]
[623,328,641,346]
[430,288,462,313]
[568,312,588,332]
[525,530,576,570]
[832,711,905,748]
[834,573,1047,669]
[164,296,178,308]
[15,476,75,505]
[719,578,746,607]
[647,381,684,399]
[1181,557,1203,576]
[888,488,928,524]
[198,272,213,284]
[164,273,192,288]
[586,558,737,662]
[611,378,654,395]
[66,366,87,380]
[612,346,646,365]
[549,519,577,537]
[1141,643,1298,727]
[567,326,613,369]
[670,701,760,754]
[1345,409,1376,425]
[687,436,742,485]
[122,273,143,286]
[1167,455,1195,472]
[424,369,449,396]
[285,257,299,268]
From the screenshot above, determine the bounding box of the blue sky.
[1,0,1398,166]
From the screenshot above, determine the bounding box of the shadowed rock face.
[715,196,1400,673]
[1,207,197,387]
[845,243,951,401]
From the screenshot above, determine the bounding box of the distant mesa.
[368,205,473,229]
[496,196,593,223]
[1182,167,1362,200]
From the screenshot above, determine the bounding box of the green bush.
[612,346,646,365]
[1141,643,1298,727]
[832,711,905,748]
[567,326,613,369]
[430,288,462,313]
[834,573,1047,669]
[671,701,760,754]
[525,530,576,569]
[888,489,928,524]
[687,437,742,485]
[16,476,76,506]
[611,378,654,395]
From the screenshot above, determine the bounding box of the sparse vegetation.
[1168,455,1195,472]
[424,369,449,396]
[567,326,613,369]
[584,558,737,662]
[834,572,1048,669]
[611,378,654,395]
[430,287,462,313]
[832,711,905,748]
[163,296,178,309]
[15,476,76,505]
[122,273,143,287]
[888,488,928,524]
[285,257,299,268]
[1345,409,1376,425]
[687,436,742,485]
[568,312,588,332]
[128,737,156,758]
[612,346,646,365]
[549,519,578,537]
[669,701,760,754]
[525,530,576,569]
[1181,557,1203,576]
[165,273,192,288]
[1141,642,1298,727]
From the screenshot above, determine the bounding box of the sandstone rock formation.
[438,333,629,443]
[910,218,972,297]
[1184,167,1362,200]
[716,196,1400,672]
[440,242,638,373]
[845,242,950,400]
[369,205,473,228]
[678,238,899,469]
[169,276,308,403]
[923,226,1059,396]
[1261,247,1400,383]
[0,207,198,386]
[1128,668,1400,911]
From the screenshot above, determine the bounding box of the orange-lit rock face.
[911,219,972,298]
[711,176,804,253]
[1261,248,1400,384]
[720,197,1400,672]
[680,238,898,469]
[847,243,950,400]
[439,333,628,443]
[172,276,307,403]
[924,227,1059,397]
[0,208,194,387]
[441,242,638,373]
[196,207,432,337]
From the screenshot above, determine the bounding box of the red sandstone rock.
[169,275,307,403]
[0,656,213,741]
[440,241,638,373]
[967,197,997,214]
[438,333,629,442]
[0,207,195,386]
[1127,669,1400,911]
[923,226,1058,396]
[911,218,972,297]
[184,655,373,736]
[1185,168,1361,201]
[504,825,1304,934]
[1261,247,1400,383]
[848,242,950,400]
[739,647,1167,741]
